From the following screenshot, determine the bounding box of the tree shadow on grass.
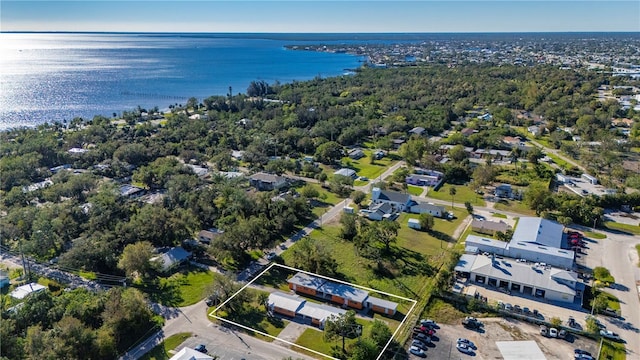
[135,278,184,307]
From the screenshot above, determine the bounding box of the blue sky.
[1,1,639,33]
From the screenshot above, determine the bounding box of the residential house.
[249,172,288,191]
[409,127,426,136]
[231,150,245,160]
[10,283,46,299]
[371,187,411,212]
[361,202,395,221]
[502,136,526,149]
[527,125,541,136]
[347,148,365,160]
[372,150,386,160]
[150,247,191,273]
[334,168,357,179]
[494,184,513,198]
[119,184,145,198]
[477,113,493,121]
[318,281,369,309]
[581,173,598,185]
[297,302,347,329]
[197,229,223,244]
[471,219,510,236]
[392,138,406,149]
[461,128,475,137]
[409,202,445,218]
[406,169,444,187]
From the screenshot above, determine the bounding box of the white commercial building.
[464,217,574,269]
[455,253,579,303]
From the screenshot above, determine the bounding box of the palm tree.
[449,186,457,208]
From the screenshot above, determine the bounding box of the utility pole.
[19,242,28,280]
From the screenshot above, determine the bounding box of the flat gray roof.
[268,292,305,313]
[297,302,346,321]
[365,296,398,310]
[512,217,563,248]
[462,254,576,296]
[319,281,369,303]
[287,272,326,290]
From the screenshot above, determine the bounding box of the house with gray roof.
[150,247,191,273]
[471,219,510,236]
[371,187,411,212]
[249,172,287,191]
[334,168,357,179]
[511,217,564,249]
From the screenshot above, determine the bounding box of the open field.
[137,267,217,307]
[493,199,537,216]
[340,150,398,180]
[425,184,486,207]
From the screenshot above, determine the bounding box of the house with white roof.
[169,347,213,360]
[10,283,46,299]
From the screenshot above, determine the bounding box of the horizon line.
[2,30,640,34]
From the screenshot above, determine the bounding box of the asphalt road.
[121,301,314,360]
[571,223,640,358]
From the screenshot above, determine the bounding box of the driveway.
[273,322,309,348]
[569,224,640,358]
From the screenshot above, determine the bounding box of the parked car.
[411,339,428,350]
[457,338,476,349]
[549,328,558,338]
[540,325,548,336]
[504,303,513,311]
[600,330,623,341]
[420,319,438,328]
[266,252,277,260]
[523,307,531,315]
[574,349,591,356]
[414,333,431,343]
[456,343,473,354]
[409,346,426,357]
[575,355,594,360]
[513,305,522,312]
[194,344,207,353]
[559,329,567,339]
[205,298,215,307]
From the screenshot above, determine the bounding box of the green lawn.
[545,152,571,169]
[140,267,217,307]
[493,199,537,216]
[425,184,485,207]
[295,318,375,357]
[605,221,640,235]
[140,332,192,360]
[600,339,626,360]
[340,150,397,180]
[584,231,606,240]
[407,185,423,196]
[492,213,507,219]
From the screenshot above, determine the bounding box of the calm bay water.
[0,33,365,130]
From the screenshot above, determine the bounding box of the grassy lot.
[584,231,606,239]
[407,185,423,196]
[396,210,466,260]
[493,199,537,216]
[600,339,626,360]
[420,298,466,324]
[295,318,375,357]
[138,267,217,307]
[604,221,640,235]
[214,289,289,341]
[492,213,507,219]
[425,184,485,207]
[545,152,572,169]
[140,332,191,360]
[340,150,397,180]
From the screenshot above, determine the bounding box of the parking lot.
[409,318,599,360]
